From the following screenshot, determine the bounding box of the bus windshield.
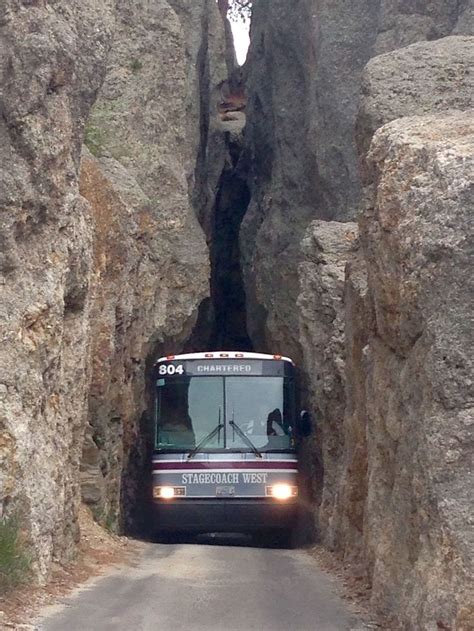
[155,375,294,452]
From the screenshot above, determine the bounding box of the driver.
[266,408,284,436]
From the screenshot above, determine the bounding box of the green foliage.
[84,122,108,158]
[92,432,105,449]
[90,505,118,534]
[90,504,104,525]
[104,512,118,534]
[228,0,252,22]
[84,98,133,160]
[0,515,31,594]
[84,102,130,161]
[129,59,143,73]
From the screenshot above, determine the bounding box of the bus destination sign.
[157,359,288,377]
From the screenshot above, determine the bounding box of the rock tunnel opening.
[81,8,313,543]
[94,5,314,543]
[114,9,255,538]
[187,139,253,353]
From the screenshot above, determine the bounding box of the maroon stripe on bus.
[152,461,297,471]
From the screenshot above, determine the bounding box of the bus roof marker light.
[166,355,175,360]
[235,353,244,358]
[273,354,282,360]
[205,353,214,358]
[220,353,229,358]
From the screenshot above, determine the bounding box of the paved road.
[38,537,366,631]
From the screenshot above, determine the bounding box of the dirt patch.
[0,505,141,629]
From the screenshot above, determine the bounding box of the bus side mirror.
[300,410,312,437]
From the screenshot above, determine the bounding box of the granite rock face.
[455,1,474,33]
[297,221,359,537]
[297,115,474,629]
[241,0,468,363]
[373,0,468,54]
[241,0,319,362]
[294,34,473,626]
[243,6,474,625]
[357,36,474,169]
[360,113,473,629]
[322,33,474,554]
[167,0,231,236]
[79,0,228,530]
[0,0,114,579]
[0,0,226,579]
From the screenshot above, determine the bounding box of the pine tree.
[227,0,252,22]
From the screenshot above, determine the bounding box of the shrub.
[84,123,107,157]
[129,59,143,73]
[0,515,31,594]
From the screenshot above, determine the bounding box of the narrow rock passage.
[37,540,365,631]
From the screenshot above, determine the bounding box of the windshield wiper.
[188,409,224,460]
[229,420,263,459]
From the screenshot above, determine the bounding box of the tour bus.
[152,352,310,540]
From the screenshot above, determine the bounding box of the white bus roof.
[156,351,294,365]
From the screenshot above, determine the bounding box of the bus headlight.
[154,486,175,499]
[153,486,186,499]
[268,484,298,501]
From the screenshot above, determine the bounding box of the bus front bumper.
[153,498,297,534]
